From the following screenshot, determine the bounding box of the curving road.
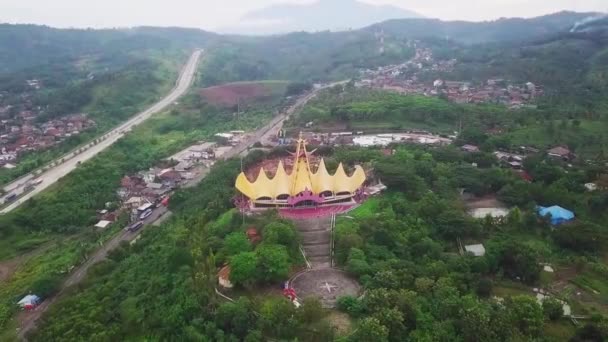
[1,50,203,214]
[16,78,346,340]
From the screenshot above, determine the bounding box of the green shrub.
[336,296,363,317]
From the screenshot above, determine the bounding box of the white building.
[94,220,112,229]
[469,207,510,219]
[464,244,486,257]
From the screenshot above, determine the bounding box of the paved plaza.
[290,268,361,308]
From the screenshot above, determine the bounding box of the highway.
[16,78,345,340]
[1,49,203,214]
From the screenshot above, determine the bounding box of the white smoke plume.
[570,14,608,32]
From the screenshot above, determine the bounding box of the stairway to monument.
[293,216,332,269]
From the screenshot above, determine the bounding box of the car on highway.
[32,179,43,186]
[4,193,18,204]
[139,209,153,220]
[127,221,144,233]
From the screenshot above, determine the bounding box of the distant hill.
[368,11,602,44]
[200,11,608,85]
[223,0,422,35]
[0,25,216,74]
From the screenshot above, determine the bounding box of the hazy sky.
[1,0,606,30]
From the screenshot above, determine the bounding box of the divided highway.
[1,50,203,214]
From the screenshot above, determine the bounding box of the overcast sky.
[1,0,606,30]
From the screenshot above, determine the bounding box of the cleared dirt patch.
[464,195,505,209]
[200,81,287,107]
[0,264,10,282]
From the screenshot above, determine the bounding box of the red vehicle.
[161,196,170,207]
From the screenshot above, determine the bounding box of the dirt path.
[464,195,506,209]
[16,207,170,340]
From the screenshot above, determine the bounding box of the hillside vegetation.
[370,11,598,44]
[0,25,215,74]
[199,31,413,85]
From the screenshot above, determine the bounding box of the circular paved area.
[290,268,361,308]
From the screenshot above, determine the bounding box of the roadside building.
[159,170,182,187]
[146,182,163,190]
[124,196,144,209]
[175,160,193,172]
[461,144,480,153]
[94,220,112,230]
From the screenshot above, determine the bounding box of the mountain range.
[222,0,422,35]
[1,11,606,75]
[369,11,602,44]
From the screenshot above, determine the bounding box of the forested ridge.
[198,31,413,86]
[0,24,215,74]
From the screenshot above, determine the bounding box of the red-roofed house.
[515,170,533,183]
[218,265,233,288]
[44,128,61,137]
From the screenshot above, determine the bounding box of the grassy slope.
[507,120,608,157]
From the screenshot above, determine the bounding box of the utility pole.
[236,97,241,122]
[459,117,463,136]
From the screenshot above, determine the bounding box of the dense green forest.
[199,31,413,86]
[0,25,215,74]
[27,144,608,340]
[370,11,597,45]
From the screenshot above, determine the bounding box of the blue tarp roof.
[537,205,575,224]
